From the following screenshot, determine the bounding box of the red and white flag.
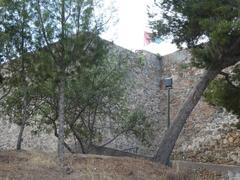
[144,31,151,46]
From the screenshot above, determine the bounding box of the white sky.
[101,0,178,56]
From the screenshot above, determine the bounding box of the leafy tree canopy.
[151,0,240,121]
[150,0,240,164]
[204,65,240,122]
[150,0,240,68]
[0,0,153,154]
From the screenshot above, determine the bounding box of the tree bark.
[153,66,221,165]
[58,77,65,165]
[16,3,27,151]
[16,89,27,150]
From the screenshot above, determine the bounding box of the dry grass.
[28,151,56,167]
[0,150,194,180]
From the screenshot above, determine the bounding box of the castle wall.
[160,50,240,165]
[0,45,164,154]
[0,45,239,165]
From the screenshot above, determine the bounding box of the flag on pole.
[144,31,162,46]
[144,31,151,46]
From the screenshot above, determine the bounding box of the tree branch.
[0,86,12,101]
[229,37,240,54]
[99,129,129,148]
[36,0,57,61]
[38,107,74,153]
[220,71,239,89]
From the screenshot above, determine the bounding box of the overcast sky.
[101,0,178,55]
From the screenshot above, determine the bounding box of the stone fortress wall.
[160,50,240,165]
[0,44,163,154]
[0,44,239,165]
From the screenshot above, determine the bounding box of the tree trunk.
[153,66,221,165]
[16,89,27,150]
[17,27,27,150]
[58,77,65,165]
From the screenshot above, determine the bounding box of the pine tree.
[204,66,240,127]
[0,0,35,150]
[150,0,240,165]
[33,0,111,167]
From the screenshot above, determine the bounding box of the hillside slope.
[0,150,193,180]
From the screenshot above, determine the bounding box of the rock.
[228,137,234,143]
[223,139,228,144]
[229,132,238,138]
[233,138,240,144]
[222,152,228,158]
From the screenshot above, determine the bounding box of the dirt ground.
[0,150,217,180]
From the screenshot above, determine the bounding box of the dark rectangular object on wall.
[164,78,173,88]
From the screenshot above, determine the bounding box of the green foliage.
[150,0,240,68]
[149,0,240,164]
[0,0,153,153]
[156,53,162,60]
[204,67,240,118]
[1,56,40,125]
[204,64,240,129]
[179,63,190,70]
[0,0,35,60]
[152,0,240,130]
[0,0,37,149]
[137,54,146,67]
[125,109,153,146]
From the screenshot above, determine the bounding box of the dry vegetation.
[0,150,223,180]
[0,150,195,180]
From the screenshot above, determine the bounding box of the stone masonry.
[0,44,239,165]
[160,50,240,165]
